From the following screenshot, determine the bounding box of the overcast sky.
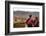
[13,11,39,17]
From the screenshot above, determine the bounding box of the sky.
[13,11,39,18]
